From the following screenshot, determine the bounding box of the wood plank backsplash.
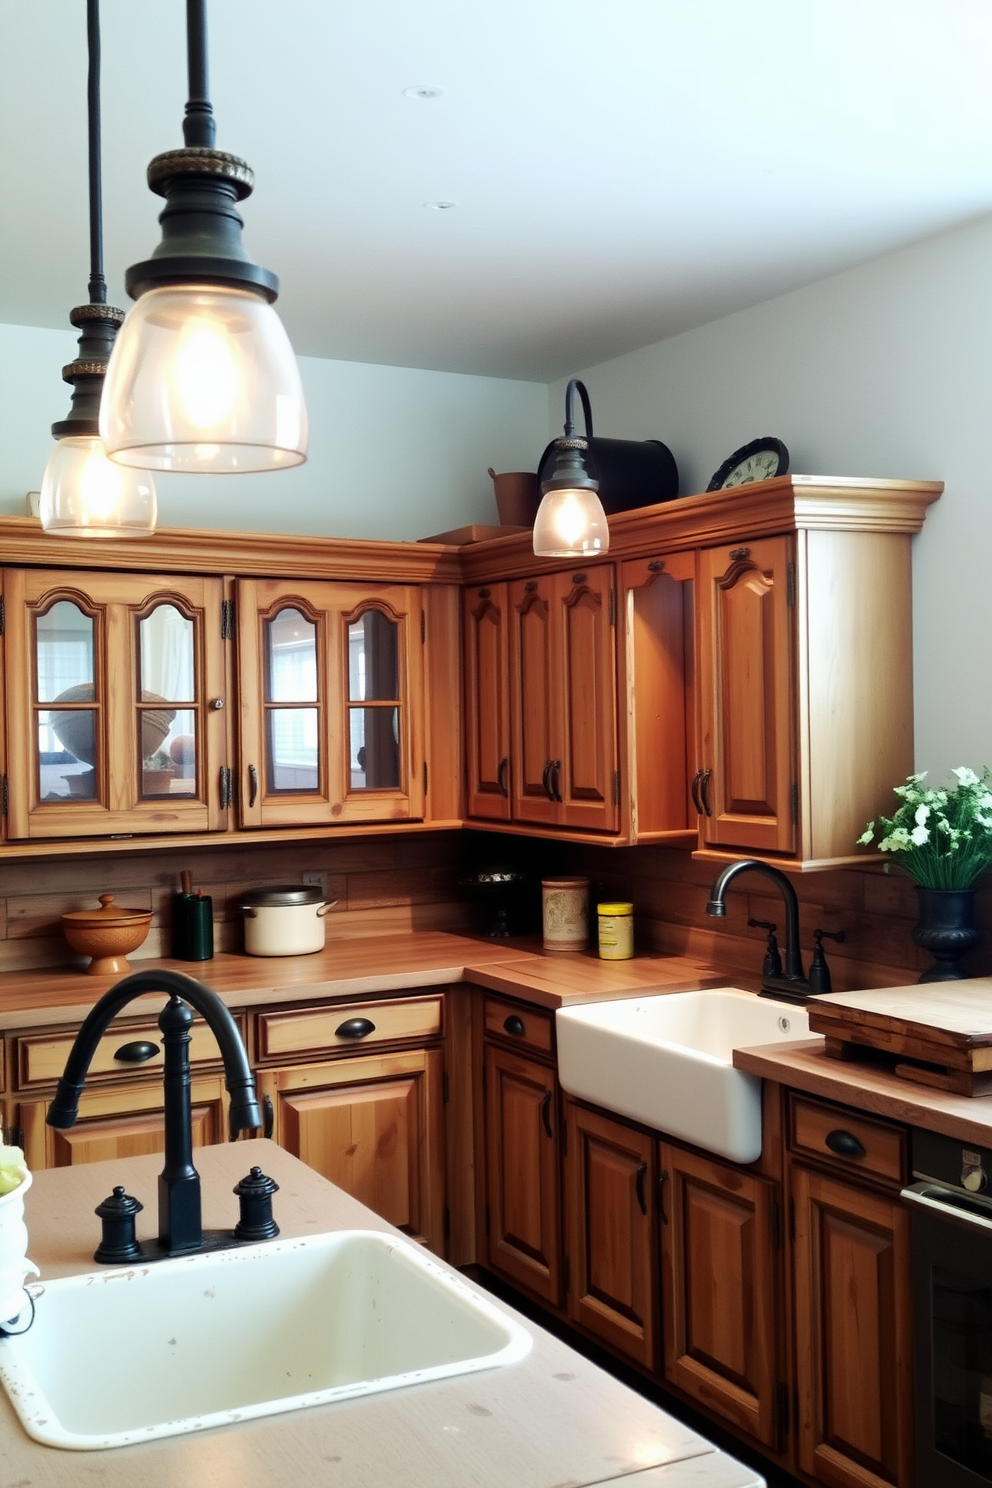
[0,833,469,973]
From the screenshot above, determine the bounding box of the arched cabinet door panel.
[4,568,228,839]
[237,578,424,829]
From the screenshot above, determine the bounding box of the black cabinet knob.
[503,1015,526,1037]
[335,1017,376,1039]
[825,1128,866,1160]
[114,1039,160,1064]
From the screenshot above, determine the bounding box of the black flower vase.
[913,887,981,982]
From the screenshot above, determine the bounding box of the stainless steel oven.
[905,1128,992,1487]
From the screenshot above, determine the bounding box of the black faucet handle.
[748,918,783,979]
[233,1166,280,1242]
[814,927,846,945]
[808,927,845,996]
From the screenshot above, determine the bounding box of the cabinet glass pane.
[36,600,94,702]
[266,609,317,703]
[138,605,196,797]
[350,706,400,789]
[267,708,319,792]
[349,611,398,701]
[38,708,97,799]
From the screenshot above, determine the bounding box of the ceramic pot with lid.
[239,885,336,957]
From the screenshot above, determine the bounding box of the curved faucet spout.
[705,858,806,989]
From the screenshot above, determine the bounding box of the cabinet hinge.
[609,587,616,626]
[786,561,796,608]
[221,598,235,639]
[771,1198,782,1251]
[443,1206,451,1241]
[0,593,5,635]
[420,610,426,644]
[0,773,7,818]
[612,769,620,806]
[442,1070,449,1104]
[423,761,429,796]
[790,781,799,825]
[219,765,233,810]
[776,1382,790,1440]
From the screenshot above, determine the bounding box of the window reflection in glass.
[266,608,317,702]
[348,611,398,701]
[138,605,195,795]
[349,706,400,790]
[36,602,98,800]
[267,708,319,792]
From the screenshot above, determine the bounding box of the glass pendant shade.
[532,485,610,557]
[39,434,157,537]
[100,284,309,473]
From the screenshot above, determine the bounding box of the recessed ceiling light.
[424,200,456,211]
[403,85,444,100]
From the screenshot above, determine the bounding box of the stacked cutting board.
[808,979,992,1097]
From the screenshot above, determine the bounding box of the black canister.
[537,381,679,515]
[172,871,214,960]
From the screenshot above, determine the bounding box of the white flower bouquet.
[858,767,992,889]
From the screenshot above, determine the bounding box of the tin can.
[541,877,590,953]
[597,901,634,960]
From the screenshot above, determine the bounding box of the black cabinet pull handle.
[248,763,258,808]
[551,759,562,802]
[114,1039,160,1064]
[541,1090,553,1139]
[503,1015,526,1037]
[542,759,555,800]
[825,1128,866,1159]
[335,1017,376,1040]
[647,559,665,573]
[263,1093,274,1140]
[497,756,509,798]
[691,768,704,814]
[658,1169,669,1224]
[700,767,713,817]
[635,1162,648,1215]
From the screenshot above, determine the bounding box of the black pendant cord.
[184,0,216,148]
[86,0,106,305]
[562,378,594,441]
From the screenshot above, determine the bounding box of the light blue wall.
[552,211,992,781]
[0,323,549,540]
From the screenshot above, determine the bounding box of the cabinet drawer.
[483,995,554,1056]
[15,1013,236,1092]
[788,1093,907,1185]
[256,995,443,1063]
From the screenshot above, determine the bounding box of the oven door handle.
[901,1180,992,1235]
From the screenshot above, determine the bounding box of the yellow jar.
[597,902,634,960]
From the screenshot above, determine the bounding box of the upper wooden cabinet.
[462,582,512,822]
[3,568,229,839]
[236,578,425,828]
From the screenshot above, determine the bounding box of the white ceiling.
[2,0,992,381]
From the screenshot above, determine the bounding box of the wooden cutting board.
[808,979,992,1096]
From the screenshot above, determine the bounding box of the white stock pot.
[239,885,336,957]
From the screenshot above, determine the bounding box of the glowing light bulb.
[39,435,157,537]
[175,320,240,429]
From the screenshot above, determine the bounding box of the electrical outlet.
[301,871,327,895]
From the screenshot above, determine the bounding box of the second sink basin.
[556,988,810,1162]
[0,1228,532,1450]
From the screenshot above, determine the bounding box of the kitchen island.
[0,1141,762,1488]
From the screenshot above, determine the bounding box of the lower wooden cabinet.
[483,1042,562,1306]
[563,1099,657,1369]
[15,1073,229,1169]
[790,1161,913,1488]
[257,1047,446,1253]
[660,1142,782,1449]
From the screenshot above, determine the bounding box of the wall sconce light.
[532,379,609,557]
[100,0,308,474]
[39,0,157,537]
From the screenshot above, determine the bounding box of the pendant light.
[39,0,157,538]
[100,0,308,474]
[532,379,609,557]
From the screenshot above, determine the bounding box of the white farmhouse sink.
[557,988,809,1163]
[0,1228,531,1451]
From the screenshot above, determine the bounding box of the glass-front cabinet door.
[3,569,229,839]
[237,578,424,827]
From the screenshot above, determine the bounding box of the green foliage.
[859,768,992,889]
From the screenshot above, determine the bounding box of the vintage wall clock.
[706,437,790,492]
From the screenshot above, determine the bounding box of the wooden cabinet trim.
[255,995,443,1063]
[14,1012,242,1091]
[788,1093,907,1188]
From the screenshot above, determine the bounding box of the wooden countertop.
[734,1036,992,1148]
[2,1144,761,1488]
[0,932,723,1030]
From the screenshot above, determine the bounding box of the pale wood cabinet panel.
[660,1142,781,1448]
[696,538,797,855]
[259,1047,445,1253]
[791,1162,913,1488]
[462,583,511,821]
[564,1099,657,1369]
[484,1043,562,1305]
[4,568,229,840]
